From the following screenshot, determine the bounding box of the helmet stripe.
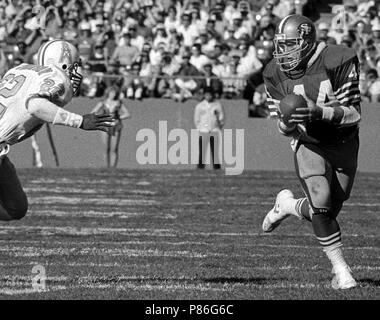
[37,39,61,66]
[37,41,51,66]
[37,43,45,65]
[278,14,293,34]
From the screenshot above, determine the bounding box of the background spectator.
[156,51,180,98]
[122,61,145,99]
[111,32,139,67]
[362,68,380,103]
[173,51,201,102]
[190,43,209,71]
[0,43,9,77]
[0,0,377,107]
[92,86,131,168]
[194,86,224,170]
[199,62,224,99]
[222,58,245,99]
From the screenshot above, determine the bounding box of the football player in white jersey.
[0,39,115,221]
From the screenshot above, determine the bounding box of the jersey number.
[0,74,26,98]
[0,74,26,119]
[293,80,334,106]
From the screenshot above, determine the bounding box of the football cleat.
[331,266,357,290]
[262,189,294,233]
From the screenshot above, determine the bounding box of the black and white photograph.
[0,0,378,306]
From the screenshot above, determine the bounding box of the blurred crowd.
[0,0,380,110]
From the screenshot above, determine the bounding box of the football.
[279,94,307,125]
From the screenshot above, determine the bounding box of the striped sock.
[312,213,341,245]
[317,230,342,248]
[312,212,347,270]
[323,241,349,271]
[295,198,312,221]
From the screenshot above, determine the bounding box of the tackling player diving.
[0,40,115,221]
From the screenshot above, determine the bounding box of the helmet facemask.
[273,35,310,72]
[65,60,83,96]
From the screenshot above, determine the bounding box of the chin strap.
[307,42,327,69]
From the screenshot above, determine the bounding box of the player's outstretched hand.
[80,114,115,132]
[289,95,322,123]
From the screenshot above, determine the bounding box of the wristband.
[322,107,334,122]
[53,110,83,128]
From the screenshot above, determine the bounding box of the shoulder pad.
[322,45,357,70]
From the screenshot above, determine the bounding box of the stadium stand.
[0,0,379,106]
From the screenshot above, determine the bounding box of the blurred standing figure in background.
[194,87,225,170]
[31,135,43,168]
[92,87,130,168]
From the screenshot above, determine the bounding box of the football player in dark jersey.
[262,14,361,290]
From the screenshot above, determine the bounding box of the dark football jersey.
[263,44,361,143]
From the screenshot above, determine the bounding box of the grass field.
[0,168,378,300]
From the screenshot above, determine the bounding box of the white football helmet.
[36,40,83,95]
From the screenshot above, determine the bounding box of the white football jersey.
[0,63,73,146]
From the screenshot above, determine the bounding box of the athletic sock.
[324,242,349,272]
[312,212,349,271]
[295,198,312,221]
[283,197,309,220]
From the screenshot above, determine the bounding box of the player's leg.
[262,145,313,232]
[278,138,358,223]
[324,140,358,289]
[330,168,356,218]
[284,145,330,223]
[100,131,110,168]
[295,144,356,289]
[210,132,221,170]
[328,136,359,219]
[263,144,331,233]
[198,133,207,169]
[109,129,122,168]
[0,156,28,221]
[317,169,357,290]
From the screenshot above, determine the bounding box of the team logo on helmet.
[299,23,312,37]
[60,42,72,64]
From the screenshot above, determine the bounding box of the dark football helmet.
[273,14,317,72]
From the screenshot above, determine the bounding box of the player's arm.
[215,103,225,128]
[194,102,202,128]
[327,55,361,125]
[263,79,296,136]
[263,78,282,118]
[290,55,361,126]
[27,97,115,132]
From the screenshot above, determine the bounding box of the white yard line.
[28,196,159,206]
[0,226,378,239]
[0,286,67,296]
